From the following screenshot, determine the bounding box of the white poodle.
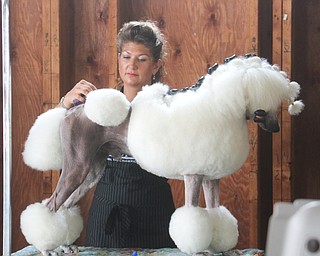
[21,55,304,255]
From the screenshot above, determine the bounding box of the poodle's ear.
[22,108,66,171]
[84,88,131,126]
[288,100,304,115]
[287,81,304,115]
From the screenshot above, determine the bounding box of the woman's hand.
[59,80,97,109]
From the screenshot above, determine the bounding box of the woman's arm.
[57,80,97,109]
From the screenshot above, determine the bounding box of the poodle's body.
[21,56,303,255]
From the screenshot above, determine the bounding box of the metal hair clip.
[155,38,162,47]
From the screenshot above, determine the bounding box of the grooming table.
[12,246,264,255]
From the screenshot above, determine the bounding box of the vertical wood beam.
[272,0,293,204]
[107,0,119,88]
[42,0,60,195]
[248,0,259,248]
[272,0,283,206]
[280,0,292,202]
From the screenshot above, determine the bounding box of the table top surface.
[12,246,264,256]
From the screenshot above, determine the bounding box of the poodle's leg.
[203,179,220,209]
[169,175,214,254]
[203,179,238,253]
[184,174,204,206]
[63,150,107,208]
[45,108,129,212]
[54,151,108,254]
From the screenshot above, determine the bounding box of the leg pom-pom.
[207,206,239,253]
[169,206,213,254]
[22,108,66,171]
[20,202,68,251]
[20,202,83,253]
[59,205,83,246]
[84,88,130,126]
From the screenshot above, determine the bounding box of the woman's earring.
[152,74,156,82]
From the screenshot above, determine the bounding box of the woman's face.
[118,42,162,90]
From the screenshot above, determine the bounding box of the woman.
[58,20,176,248]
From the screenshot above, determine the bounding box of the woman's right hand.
[59,80,97,109]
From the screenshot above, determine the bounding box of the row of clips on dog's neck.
[167,53,257,96]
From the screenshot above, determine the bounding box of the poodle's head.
[238,57,304,132]
[201,56,304,133]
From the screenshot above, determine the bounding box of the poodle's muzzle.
[254,109,280,133]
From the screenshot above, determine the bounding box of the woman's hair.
[117,20,167,83]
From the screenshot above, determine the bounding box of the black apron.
[85,156,176,248]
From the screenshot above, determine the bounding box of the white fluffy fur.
[128,82,250,179]
[20,202,83,252]
[207,206,239,253]
[288,100,304,115]
[84,88,130,126]
[128,57,303,180]
[169,206,213,254]
[22,108,66,171]
[59,206,83,245]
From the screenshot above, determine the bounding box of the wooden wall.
[1,0,318,253]
[4,0,46,253]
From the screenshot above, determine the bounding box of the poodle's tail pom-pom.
[22,108,66,171]
[169,206,213,254]
[84,88,131,126]
[20,202,68,252]
[20,202,84,252]
[288,100,305,115]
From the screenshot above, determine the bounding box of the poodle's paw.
[60,244,79,254]
[40,250,59,256]
[84,88,130,126]
[207,206,239,253]
[169,206,213,254]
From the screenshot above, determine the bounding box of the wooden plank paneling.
[42,0,61,196]
[272,0,283,205]
[73,0,118,89]
[72,0,119,245]
[10,0,45,251]
[9,0,311,252]
[281,0,293,202]
[272,0,293,204]
[59,0,75,96]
